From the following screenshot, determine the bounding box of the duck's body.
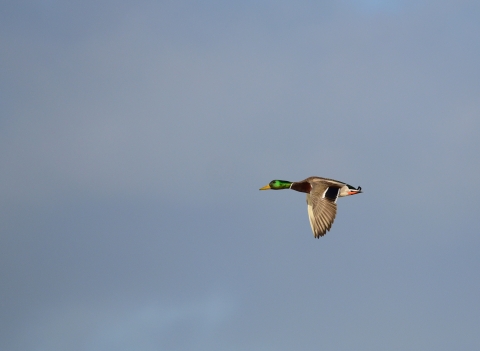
[259,176,362,238]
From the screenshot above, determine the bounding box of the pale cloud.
[20,292,238,351]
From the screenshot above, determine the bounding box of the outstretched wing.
[306,182,339,238]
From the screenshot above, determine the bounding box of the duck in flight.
[259,176,362,238]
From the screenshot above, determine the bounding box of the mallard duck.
[259,176,362,238]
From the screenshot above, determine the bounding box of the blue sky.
[1,1,480,350]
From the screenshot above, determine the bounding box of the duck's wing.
[306,182,339,238]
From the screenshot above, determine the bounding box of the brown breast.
[290,181,312,193]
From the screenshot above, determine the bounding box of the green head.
[259,180,293,190]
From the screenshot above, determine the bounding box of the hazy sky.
[1,1,480,350]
